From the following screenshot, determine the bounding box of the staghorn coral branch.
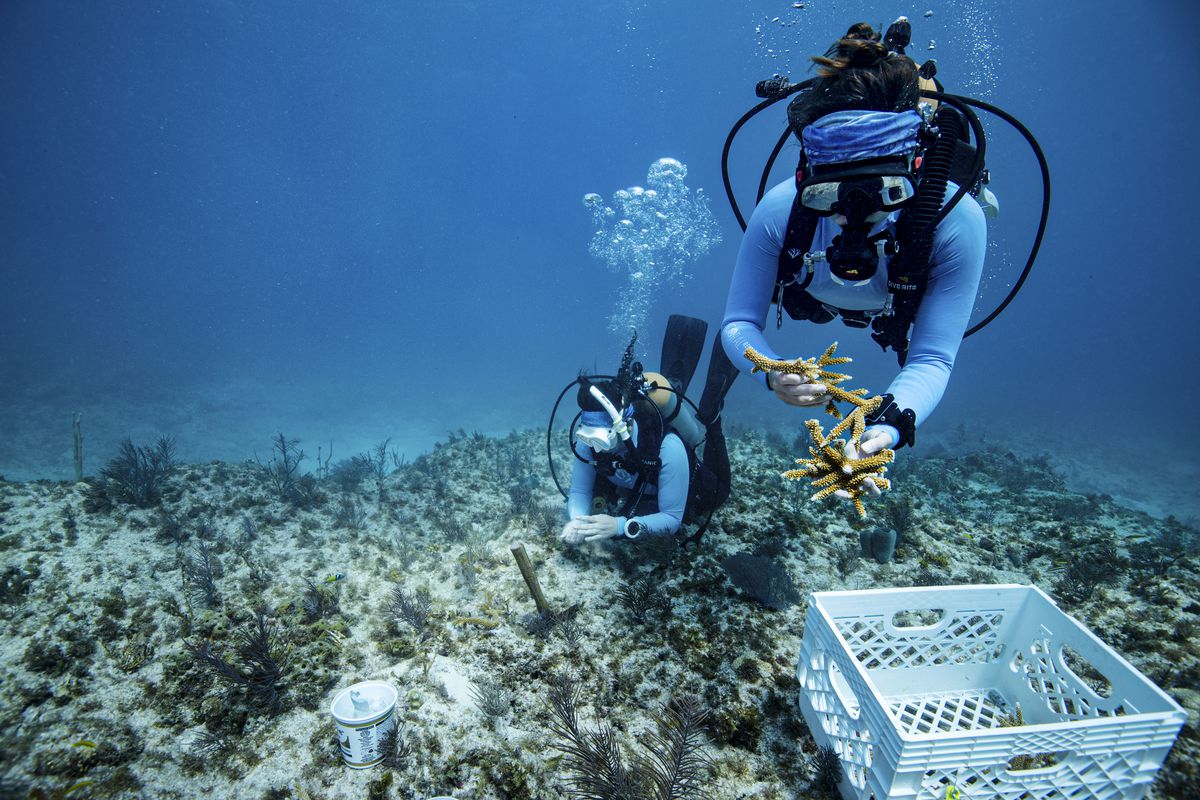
[783,424,894,518]
[810,473,842,489]
[828,397,882,441]
[744,344,878,418]
[749,342,897,518]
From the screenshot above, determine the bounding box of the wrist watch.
[623,519,642,539]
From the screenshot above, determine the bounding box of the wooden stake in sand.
[510,543,551,615]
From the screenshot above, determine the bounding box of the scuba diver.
[550,315,739,546]
[720,18,1049,506]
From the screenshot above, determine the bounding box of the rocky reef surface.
[0,428,1196,799]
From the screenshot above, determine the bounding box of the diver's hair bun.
[813,35,889,77]
[577,376,618,412]
[843,22,881,41]
[786,23,919,135]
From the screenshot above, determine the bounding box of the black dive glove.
[864,393,917,449]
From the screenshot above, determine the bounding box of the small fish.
[71,740,97,749]
[793,2,805,8]
[323,573,345,583]
[927,39,937,50]
[924,9,934,18]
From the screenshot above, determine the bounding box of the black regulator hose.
[914,91,987,240]
[949,94,1052,337]
[547,374,617,499]
[891,103,966,278]
[759,125,795,207]
[721,78,814,231]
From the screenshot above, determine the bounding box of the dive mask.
[798,156,917,218]
[797,156,915,283]
[799,173,916,217]
[575,410,624,453]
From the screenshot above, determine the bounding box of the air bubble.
[583,158,721,336]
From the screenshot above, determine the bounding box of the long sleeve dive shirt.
[566,424,689,537]
[721,179,986,446]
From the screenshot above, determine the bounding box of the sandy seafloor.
[0,428,1197,800]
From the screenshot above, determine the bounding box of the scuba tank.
[641,371,705,449]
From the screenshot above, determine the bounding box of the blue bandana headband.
[802,109,922,166]
[579,410,612,427]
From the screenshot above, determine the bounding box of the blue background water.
[2,1,1197,520]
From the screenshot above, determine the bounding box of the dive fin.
[697,335,740,425]
[660,314,708,395]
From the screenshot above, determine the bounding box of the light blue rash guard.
[721,179,986,446]
[566,422,689,537]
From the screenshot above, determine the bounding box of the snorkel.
[588,384,629,439]
[579,383,634,456]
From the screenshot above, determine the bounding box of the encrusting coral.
[745,344,895,518]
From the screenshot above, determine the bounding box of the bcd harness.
[773,103,977,369]
[584,395,722,543]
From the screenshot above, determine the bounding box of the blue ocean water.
[2,0,1198,520]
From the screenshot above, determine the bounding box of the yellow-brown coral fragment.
[783,414,894,518]
[828,395,882,441]
[744,343,874,418]
[747,342,894,517]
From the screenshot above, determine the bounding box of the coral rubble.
[0,429,1196,798]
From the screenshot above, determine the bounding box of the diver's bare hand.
[832,428,894,501]
[771,371,831,407]
[574,514,620,542]
[560,518,587,545]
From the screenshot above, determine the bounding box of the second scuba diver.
[556,315,738,547]
[721,21,988,505]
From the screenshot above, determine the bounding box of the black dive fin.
[660,314,708,394]
[696,334,740,424]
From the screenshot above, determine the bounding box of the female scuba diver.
[557,316,737,546]
[721,22,987,504]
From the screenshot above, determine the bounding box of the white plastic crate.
[796,584,1186,800]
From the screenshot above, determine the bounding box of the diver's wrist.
[622,518,642,539]
[863,424,901,450]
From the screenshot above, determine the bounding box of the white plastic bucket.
[330,680,398,769]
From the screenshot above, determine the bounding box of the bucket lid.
[330,680,398,724]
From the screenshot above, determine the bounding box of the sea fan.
[812,742,842,792]
[546,675,713,800]
[190,610,288,715]
[637,695,713,800]
[90,436,177,509]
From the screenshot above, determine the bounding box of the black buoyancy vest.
[590,405,717,526]
[773,114,979,363]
